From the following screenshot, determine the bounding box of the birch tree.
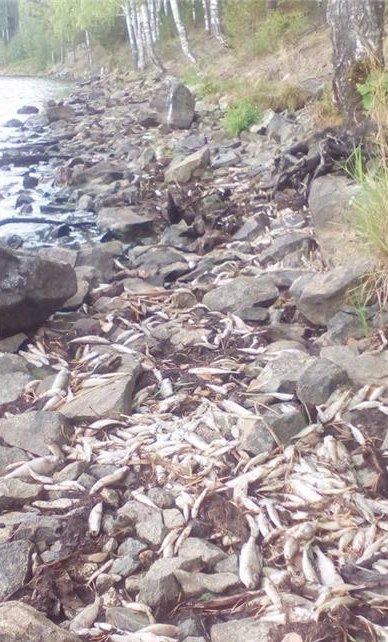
[209,0,225,44]
[170,0,196,63]
[327,0,385,126]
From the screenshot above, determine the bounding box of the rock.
[215,553,239,574]
[179,538,227,568]
[233,214,269,241]
[259,231,312,265]
[211,618,272,642]
[69,160,127,187]
[211,150,241,169]
[0,479,42,511]
[163,508,185,529]
[0,353,32,405]
[97,207,154,241]
[174,570,240,597]
[321,345,388,386]
[0,247,77,337]
[322,308,365,344]
[138,558,199,613]
[151,82,195,129]
[165,146,210,184]
[137,109,160,128]
[0,444,28,476]
[4,118,23,128]
[0,411,72,456]
[308,175,361,266]
[61,359,141,421]
[203,276,278,316]
[76,241,122,283]
[78,194,94,211]
[105,606,149,632]
[0,540,32,600]
[0,601,82,642]
[17,105,39,114]
[290,259,372,326]
[253,350,313,393]
[63,266,93,310]
[22,174,39,189]
[0,332,27,353]
[238,405,307,454]
[177,133,207,154]
[24,113,49,128]
[297,358,350,406]
[117,500,165,546]
[45,104,75,122]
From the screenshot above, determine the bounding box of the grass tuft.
[224,100,262,136]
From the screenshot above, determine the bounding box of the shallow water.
[0,76,77,247]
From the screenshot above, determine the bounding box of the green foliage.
[224,100,261,136]
[223,1,308,56]
[357,70,388,110]
[252,10,308,55]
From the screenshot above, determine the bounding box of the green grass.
[224,100,262,136]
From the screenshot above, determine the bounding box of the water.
[0,76,77,248]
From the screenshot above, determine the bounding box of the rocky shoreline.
[0,70,387,642]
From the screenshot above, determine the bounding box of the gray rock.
[24,114,49,128]
[260,231,312,265]
[0,479,42,511]
[211,618,272,642]
[179,538,226,568]
[0,411,72,456]
[165,146,210,184]
[110,555,141,578]
[174,570,240,597]
[148,487,175,508]
[105,606,149,632]
[238,405,307,454]
[321,345,388,386]
[0,444,28,475]
[137,109,159,128]
[163,508,185,529]
[233,214,268,241]
[177,133,207,154]
[0,247,77,337]
[214,553,239,574]
[290,259,372,326]
[297,358,350,406]
[0,333,27,353]
[11,513,62,545]
[253,350,313,393]
[0,541,32,600]
[17,105,39,115]
[211,150,241,169]
[203,276,278,316]
[54,461,87,482]
[151,82,195,129]
[138,558,198,613]
[0,601,82,642]
[97,207,154,241]
[309,175,361,266]
[117,537,148,557]
[0,354,32,405]
[117,500,165,545]
[45,104,75,122]
[4,118,23,128]
[61,360,141,421]
[76,241,122,283]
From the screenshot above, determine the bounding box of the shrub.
[252,10,308,56]
[224,100,261,136]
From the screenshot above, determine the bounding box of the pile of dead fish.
[1,275,387,642]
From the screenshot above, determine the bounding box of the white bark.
[140,1,164,70]
[209,0,225,44]
[85,29,92,67]
[192,0,196,22]
[202,0,210,32]
[170,0,197,63]
[163,0,169,16]
[148,0,157,43]
[122,1,139,69]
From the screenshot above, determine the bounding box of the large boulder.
[0,248,77,337]
[0,602,82,642]
[45,104,75,123]
[97,207,154,241]
[165,146,210,184]
[151,81,195,129]
[308,175,361,266]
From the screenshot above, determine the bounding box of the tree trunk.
[85,29,92,67]
[209,0,225,44]
[140,1,164,70]
[170,0,197,63]
[202,0,210,32]
[122,1,139,69]
[327,0,385,127]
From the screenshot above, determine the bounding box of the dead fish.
[69,595,101,633]
[70,335,110,345]
[140,625,180,638]
[3,455,59,480]
[239,516,263,589]
[90,466,128,494]
[313,545,344,586]
[88,502,103,537]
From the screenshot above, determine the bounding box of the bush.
[252,10,308,55]
[224,100,261,136]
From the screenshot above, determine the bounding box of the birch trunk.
[202,0,210,32]
[140,1,164,70]
[209,0,225,44]
[85,29,92,67]
[327,0,385,126]
[122,1,139,69]
[169,0,197,63]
